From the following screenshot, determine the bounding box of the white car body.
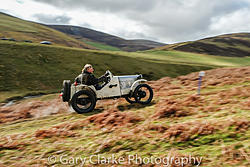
[70,71,146,99]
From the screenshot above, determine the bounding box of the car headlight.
[137,74,143,79]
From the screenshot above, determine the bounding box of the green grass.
[82,39,121,51]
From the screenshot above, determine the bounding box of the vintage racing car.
[61,71,153,113]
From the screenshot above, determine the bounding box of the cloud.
[33,13,71,24]
[34,0,156,13]
[20,0,250,42]
[120,0,250,42]
[209,8,250,34]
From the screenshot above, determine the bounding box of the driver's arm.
[97,75,108,83]
[86,74,107,85]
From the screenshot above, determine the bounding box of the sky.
[1,0,250,43]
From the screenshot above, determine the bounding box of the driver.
[75,64,108,90]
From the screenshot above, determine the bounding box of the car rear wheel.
[71,90,96,113]
[134,84,153,104]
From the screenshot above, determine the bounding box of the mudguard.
[130,79,147,92]
[70,85,97,99]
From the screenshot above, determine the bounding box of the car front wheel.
[134,84,153,104]
[125,96,137,104]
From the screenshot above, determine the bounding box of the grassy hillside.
[0,12,95,49]
[143,50,250,67]
[0,67,249,166]
[48,25,166,51]
[157,33,250,57]
[1,40,250,102]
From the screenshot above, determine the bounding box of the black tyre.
[71,90,96,113]
[125,96,136,104]
[62,80,71,102]
[134,84,153,104]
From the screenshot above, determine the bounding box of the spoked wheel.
[71,90,96,114]
[125,96,136,104]
[134,84,153,104]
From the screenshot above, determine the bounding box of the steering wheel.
[105,70,109,76]
[105,70,112,77]
[106,76,111,83]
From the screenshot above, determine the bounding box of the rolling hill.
[157,33,250,57]
[0,66,249,166]
[0,11,249,167]
[0,12,95,49]
[0,40,250,102]
[0,40,211,102]
[47,25,166,51]
[0,12,165,51]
